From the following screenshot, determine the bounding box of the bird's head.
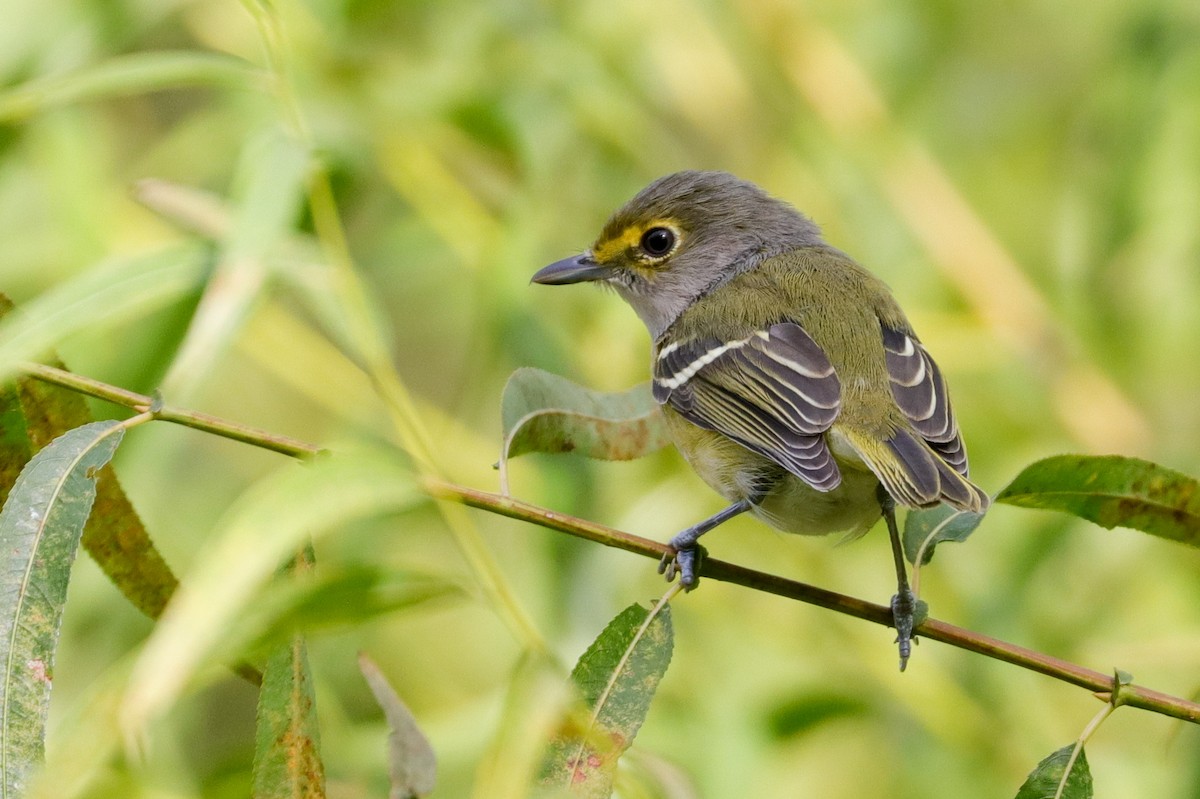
[532,171,822,337]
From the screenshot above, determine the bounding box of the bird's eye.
[640,226,676,257]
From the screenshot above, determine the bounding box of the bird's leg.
[659,499,753,590]
[878,484,916,671]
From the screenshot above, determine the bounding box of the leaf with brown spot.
[499,368,671,493]
[253,635,326,799]
[540,602,673,797]
[996,454,1200,546]
[0,420,126,796]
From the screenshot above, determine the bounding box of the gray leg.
[659,499,752,589]
[878,484,916,671]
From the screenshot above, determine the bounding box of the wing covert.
[653,322,842,491]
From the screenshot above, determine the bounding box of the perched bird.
[532,171,988,669]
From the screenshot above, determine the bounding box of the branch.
[19,362,322,459]
[423,477,1200,726]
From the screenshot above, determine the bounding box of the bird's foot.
[658,541,707,590]
[891,589,920,672]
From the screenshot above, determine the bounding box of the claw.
[891,589,917,672]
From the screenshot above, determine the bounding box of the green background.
[2,0,1199,796]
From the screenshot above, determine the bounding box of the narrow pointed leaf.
[0,246,209,386]
[253,635,326,798]
[359,653,436,798]
[1,291,179,620]
[0,420,126,796]
[996,455,1200,545]
[903,505,986,565]
[0,51,259,123]
[1015,744,1092,799]
[541,602,673,797]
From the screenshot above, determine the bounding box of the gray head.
[532,171,824,338]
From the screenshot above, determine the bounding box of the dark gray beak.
[531,254,608,285]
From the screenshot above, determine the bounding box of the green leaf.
[121,446,421,738]
[541,602,674,797]
[500,368,671,492]
[234,566,455,663]
[996,455,1200,545]
[253,635,326,799]
[0,420,126,796]
[0,51,260,123]
[358,653,437,799]
[0,245,210,387]
[0,291,180,620]
[903,504,986,565]
[162,130,312,396]
[1014,744,1093,799]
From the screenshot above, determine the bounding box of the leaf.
[996,455,1200,545]
[358,653,437,799]
[903,504,986,565]
[541,602,674,797]
[0,245,210,387]
[1014,744,1093,799]
[120,446,421,739]
[0,51,260,123]
[161,129,312,396]
[0,420,126,796]
[234,567,456,659]
[499,368,671,492]
[253,635,326,799]
[0,291,179,620]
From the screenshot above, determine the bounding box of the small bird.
[532,171,988,669]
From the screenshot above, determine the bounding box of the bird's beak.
[531,254,609,285]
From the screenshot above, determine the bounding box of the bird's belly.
[754,467,882,538]
[663,409,882,537]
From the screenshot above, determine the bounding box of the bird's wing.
[879,325,968,476]
[652,322,843,491]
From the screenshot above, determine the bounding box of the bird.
[531,170,988,669]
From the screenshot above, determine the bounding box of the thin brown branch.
[424,477,1200,726]
[19,362,322,459]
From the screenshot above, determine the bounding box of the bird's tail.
[842,427,989,513]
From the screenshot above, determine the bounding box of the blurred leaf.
[765,692,872,740]
[0,51,261,123]
[500,368,671,492]
[162,130,312,396]
[133,179,231,239]
[253,635,326,799]
[903,504,986,566]
[541,602,674,797]
[0,245,210,386]
[1014,744,1093,799]
[996,455,1200,545]
[0,420,126,795]
[121,445,421,738]
[233,566,457,661]
[472,655,573,799]
[358,653,437,799]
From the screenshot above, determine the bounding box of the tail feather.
[841,427,989,513]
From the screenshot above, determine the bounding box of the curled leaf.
[903,504,986,566]
[499,368,671,493]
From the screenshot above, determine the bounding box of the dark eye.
[640,226,676,257]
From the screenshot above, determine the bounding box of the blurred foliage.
[1,0,1199,796]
